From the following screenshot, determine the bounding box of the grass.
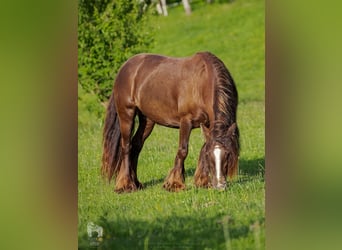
[78,0,264,249]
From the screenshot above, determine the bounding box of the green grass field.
[78,0,264,249]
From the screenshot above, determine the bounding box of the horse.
[102,51,240,193]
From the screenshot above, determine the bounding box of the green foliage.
[78,0,154,103]
[78,83,104,128]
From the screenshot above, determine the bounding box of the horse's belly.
[136,97,181,127]
[136,96,208,128]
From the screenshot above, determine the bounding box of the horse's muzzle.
[215,182,227,191]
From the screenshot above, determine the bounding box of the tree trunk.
[156,0,168,16]
[182,0,191,15]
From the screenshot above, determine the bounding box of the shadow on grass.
[142,157,265,188]
[239,158,265,177]
[142,167,196,188]
[79,214,254,250]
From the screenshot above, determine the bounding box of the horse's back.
[114,53,216,127]
[114,53,167,91]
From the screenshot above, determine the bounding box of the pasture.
[78,0,264,249]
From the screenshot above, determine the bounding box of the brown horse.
[102,52,239,193]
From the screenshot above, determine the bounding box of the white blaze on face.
[213,145,222,183]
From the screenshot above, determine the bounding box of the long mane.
[200,52,240,179]
[201,52,239,136]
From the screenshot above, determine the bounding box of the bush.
[78,83,104,128]
[78,0,154,104]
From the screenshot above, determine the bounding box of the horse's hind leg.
[115,107,137,193]
[130,113,155,189]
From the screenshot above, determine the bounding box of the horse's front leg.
[163,118,192,192]
[194,143,211,188]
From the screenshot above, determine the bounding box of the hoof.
[114,184,137,193]
[163,168,185,192]
[194,175,210,189]
[114,177,139,194]
[194,181,211,189]
[135,180,144,190]
[163,180,186,192]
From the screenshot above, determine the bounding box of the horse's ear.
[227,123,237,136]
[200,123,210,141]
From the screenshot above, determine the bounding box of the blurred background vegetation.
[78,0,154,126]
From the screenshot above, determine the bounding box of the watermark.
[87,222,104,248]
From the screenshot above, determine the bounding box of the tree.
[78,0,153,103]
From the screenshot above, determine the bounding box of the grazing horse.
[102,52,239,193]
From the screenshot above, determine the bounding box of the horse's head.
[200,122,239,190]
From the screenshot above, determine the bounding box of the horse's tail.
[102,94,122,182]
